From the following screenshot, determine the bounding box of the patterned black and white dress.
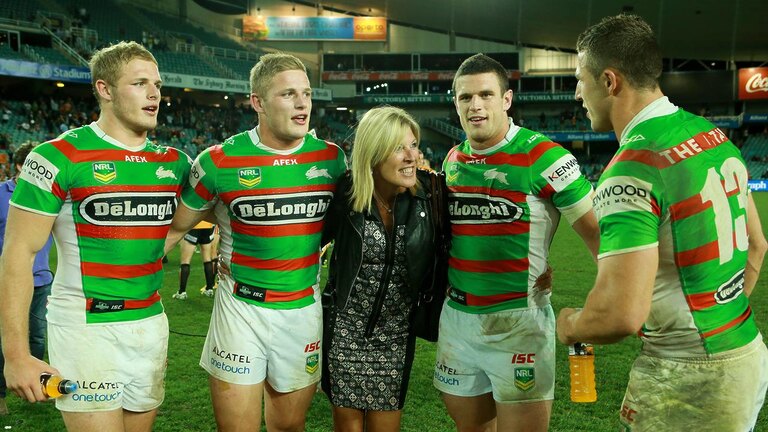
[326,220,416,411]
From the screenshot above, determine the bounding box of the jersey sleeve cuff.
[9,202,60,217]
[559,192,594,225]
[597,242,659,260]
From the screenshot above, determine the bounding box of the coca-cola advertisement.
[739,67,768,100]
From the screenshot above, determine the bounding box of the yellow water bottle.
[40,373,78,398]
[568,342,596,403]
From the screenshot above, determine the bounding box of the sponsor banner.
[244,16,387,41]
[706,116,740,129]
[738,67,768,100]
[313,87,332,101]
[362,94,453,104]
[541,154,581,192]
[160,72,249,94]
[547,132,617,142]
[0,58,90,83]
[515,92,574,102]
[324,70,520,81]
[744,113,768,124]
[748,179,768,191]
[592,176,653,220]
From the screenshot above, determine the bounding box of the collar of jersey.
[619,96,678,146]
[470,117,520,155]
[248,126,310,155]
[87,122,148,152]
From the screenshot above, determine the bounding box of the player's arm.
[570,209,600,261]
[557,247,657,345]
[744,193,767,296]
[165,203,208,255]
[0,207,60,402]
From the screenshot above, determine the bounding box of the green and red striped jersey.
[11,123,191,324]
[181,128,346,309]
[594,97,758,356]
[443,119,593,313]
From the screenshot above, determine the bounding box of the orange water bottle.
[40,373,78,398]
[568,342,596,402]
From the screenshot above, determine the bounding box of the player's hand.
[218,259,231,277]
[556,307,580,345]
[534,265,553,294]
[4,355,60,402]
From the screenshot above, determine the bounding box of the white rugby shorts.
[433,302,555,403]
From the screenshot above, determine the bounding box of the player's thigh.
[441,392,496,432]
[331,406,364,432]
[496,400,551,432]
[180,239,196,263]
[263,381,316,431]
[61,409,124,432]
[365,409,403,432]
[210,376,265,432]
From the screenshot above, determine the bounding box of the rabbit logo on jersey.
[231,191,333,225]
[79,192,177,226]
[448,192,523,224]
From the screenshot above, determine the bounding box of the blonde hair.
[350,106,420,213]
[250,52,307,96]
[89,41,157,103]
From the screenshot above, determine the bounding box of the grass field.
[3,194,768,431]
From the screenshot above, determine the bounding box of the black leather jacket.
[322,170,437,312]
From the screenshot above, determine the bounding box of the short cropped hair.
[576,14,662,90]
[453,54,509,94]
[89,41,157,102]
[350,106,420,213]
[249,53,307,96]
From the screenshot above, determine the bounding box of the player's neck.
[613,87,665,140]
[257,124,303,151]
[96,112,148,149]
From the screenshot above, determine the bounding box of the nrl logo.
[305,165,332,180]
[93,162,117,184]
[446,163,459,183]
[238,168,262,188]
[305,354,319,374]
[514,367,535,392]
[155,166,177,180]
[483,168,508,185]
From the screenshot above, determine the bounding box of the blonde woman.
[321,106,444,432]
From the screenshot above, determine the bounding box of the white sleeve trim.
[180,197,213,212]
[597,242,658,260]
[8,202,60,217]
[559,191,594,225]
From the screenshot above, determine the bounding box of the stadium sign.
[362,95,453,104]
[743,113,768,124]
[514,93,574,102]
[323,70,520,81]
[313,88,332,101]
[0,59,90,83]
[738,67,768,100]
[547,132,617,142]
[748,180,768,192]
[244,16,387,41]
[159,72,249,94]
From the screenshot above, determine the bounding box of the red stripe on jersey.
[81,259,163,279]
[193,181,216,203]
[452,220,530,236]
[52,140,182,163]
[605,149,662,172]
[52,181,67,201]
[701,306,752,338]
[69,185,181,201]
[671,194,710,221]
[219,184,336,201]
[656,128,729,168]
[211,147,340,168]
[230,220,324,237]
[538,183,556,199]
[232,251,319,271]
[76,224,170,239]
[464,290,527,307]
[449,256,529,273]
[448,185,527,203]
[675,240,719,267]
[528,141,560,163]
[685,291,718,311]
